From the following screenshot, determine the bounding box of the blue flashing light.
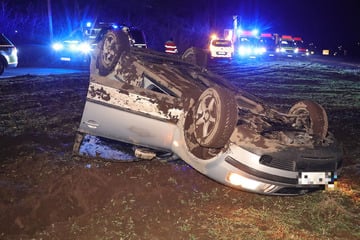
[52,42,63,51]
[112,24,119,29]
[238,45,266,56]
[79,42,92,53]
[252,29,259,36]
[86,22,92,27]
[238,46,252,56]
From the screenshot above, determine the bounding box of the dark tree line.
[0,0,227,52]
[0,1,48,43]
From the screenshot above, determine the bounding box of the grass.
[169,184,360,240]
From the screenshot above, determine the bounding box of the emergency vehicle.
[259,33,278,56]
[293,37,310,56]
[275,35,298,57]
[52,22,147,65]
[234,29,266,57]
[208,34,234,60]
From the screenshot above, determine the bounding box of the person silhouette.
[164,38,178,54]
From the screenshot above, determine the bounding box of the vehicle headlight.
[254,47,266,54]
[238,46,251,55]
[52,43,63,51]
[294,48,299,53]
[69,43,78,51]
[257,47,266,54]
[79,43,91,53]
[226,172,262,190]
[226,172,277,193]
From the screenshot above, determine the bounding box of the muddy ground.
[1,56,360,239]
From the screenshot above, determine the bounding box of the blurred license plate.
[217,51,226,55]
[298,172,333,185]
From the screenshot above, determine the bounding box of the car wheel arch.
[289,100,328,140]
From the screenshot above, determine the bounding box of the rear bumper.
[210,51,232,59]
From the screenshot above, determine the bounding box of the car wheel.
[97,30,130,76]
[289,100,328,140]
[181,47,207,69]
[0,60,5,75]
[192,87,238,148]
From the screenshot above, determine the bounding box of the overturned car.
[73,30,343,195]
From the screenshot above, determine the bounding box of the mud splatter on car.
[74,29,343,195]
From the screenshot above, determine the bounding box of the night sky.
[6,0,360,49]
[210,0,359,48]
[95,0,359,47]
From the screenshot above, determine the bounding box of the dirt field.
[1,56,359,239]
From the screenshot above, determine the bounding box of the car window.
[295,41,305,48]
[212,40,232,47]
[68,29,84,40]
[0,34,12,45]
[143,75,176,96]
[84,28,102,40]
[129,29,146,45]
[94,28,112,43]
[281,40,295,47]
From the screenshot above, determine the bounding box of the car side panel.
[79,100,178,151]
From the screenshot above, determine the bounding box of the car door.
[78,71,183,151]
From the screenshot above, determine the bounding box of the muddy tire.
[181,47,208,69]
[97,30,130,76]
[289,100,328,140]
[192,87,238,148]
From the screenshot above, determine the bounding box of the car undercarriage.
[73,30,343,195]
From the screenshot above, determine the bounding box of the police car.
[52,22,147,65]
[0,33,18,75]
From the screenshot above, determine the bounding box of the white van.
[209,39,234,59]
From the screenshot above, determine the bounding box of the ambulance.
[293,37,310,56]
[275,35,299,57]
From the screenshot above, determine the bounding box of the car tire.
[97,30,130,76]
[0,59,5,75]
[181,47,208,69]
[289,100,328,140]
[192,86,238,148]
